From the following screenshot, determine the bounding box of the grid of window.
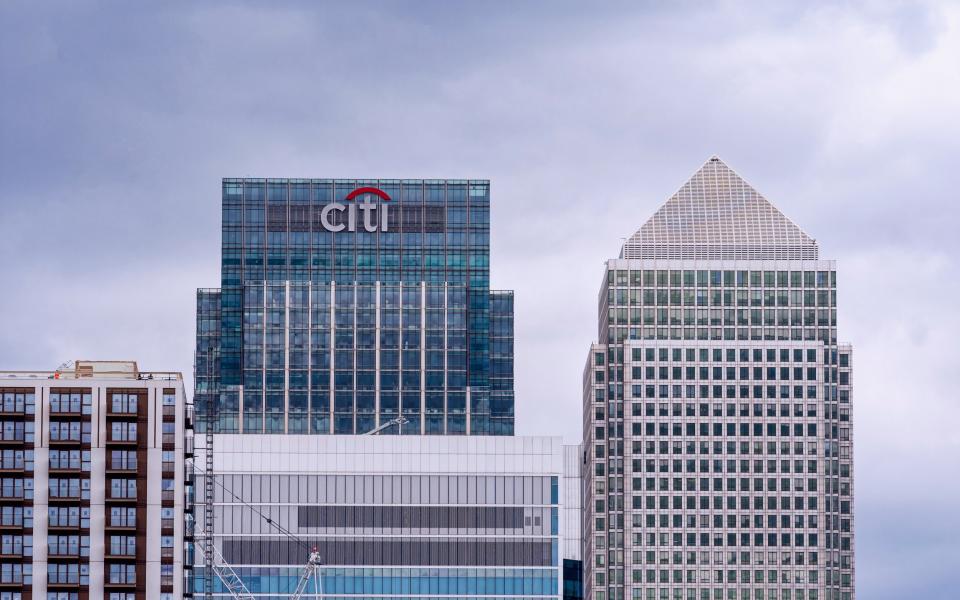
[46,388,92,598]
[103,389,145,594]
[0,390,35,594]
[0,378,192,600]
[601,268,837,346]
[585,265,853,600]
[160,389,179,595]
[235,282,471,435]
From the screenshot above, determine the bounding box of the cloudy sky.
[2,1,958,597]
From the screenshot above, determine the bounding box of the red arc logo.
[344,187,391,202]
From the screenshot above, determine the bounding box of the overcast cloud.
[2,1,958,597]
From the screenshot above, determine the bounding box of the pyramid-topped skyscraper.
[582,157,856,600]
[622,156,818,260]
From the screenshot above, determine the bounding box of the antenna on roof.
[55,360,74,373]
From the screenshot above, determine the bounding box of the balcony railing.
[108,456,138,471]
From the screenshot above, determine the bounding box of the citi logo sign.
[320,187,390,232]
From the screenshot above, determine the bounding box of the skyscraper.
[195,179,514,436]
[582,158,855,600]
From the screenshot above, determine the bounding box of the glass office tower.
[195,179,514,436]
[582,158,855,600]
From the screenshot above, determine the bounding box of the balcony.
[107,481,138,503]
[106,436,138,446]
[107,457,138,472]
[106,512,137,529]
[107,397,139,417]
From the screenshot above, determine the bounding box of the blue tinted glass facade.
[489,291,515,435]
[562,559,583,600]
[196,179,514,435]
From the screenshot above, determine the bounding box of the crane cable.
[191,416,407,556]
[192,462,313,553]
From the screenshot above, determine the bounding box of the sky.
[1,0,958,597]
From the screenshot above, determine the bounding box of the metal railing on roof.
[0,370,183,381]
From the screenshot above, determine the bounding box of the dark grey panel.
[222,537,553,566]
[297,505,525,529]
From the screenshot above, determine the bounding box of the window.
[109,422,137,442]
[49,392,91,414]
[110,393,138,415]
[108,563,136,584]
[109,507,137,528]
[109,536,136,556]
[109,479,137,499]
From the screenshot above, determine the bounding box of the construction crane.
[195,415,406,599]
[290,549,324,599]
[195,467,325,600]
[197,529,323,600]
[195,526,255,600]
[365,415,408,435]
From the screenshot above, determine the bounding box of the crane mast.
[197,532,256,600]
[290,550,325,600]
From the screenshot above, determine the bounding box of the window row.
[621,385,820,400]
[631,403,822,419]
[0,562,28,584]
[243,283,469,310]
[48,421,89,443]
[241,350,467,371]
[47,563,84,584]
[606,290,836,309]
[48,478,90,500]
[625,366,819,382]
[205,474,558,506]
[0,449,32,471]
[192,565,555,596]
[630,422,819,438]
[49,450,90,471]
[615,513,821,530]
[0,391,35,414]
[632,348,819,364]
[48,535,88,556]
[48,506,89,528]
[0,535,31,557]
[109,393,139,415]
[0,478,33,499]
[606,328,838,346]
[626,459,820,476]
[0,421,34,442]
[593,528,821,549]
[49,392,91,414]
[607,269,835,288]
[1,506,32,528]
